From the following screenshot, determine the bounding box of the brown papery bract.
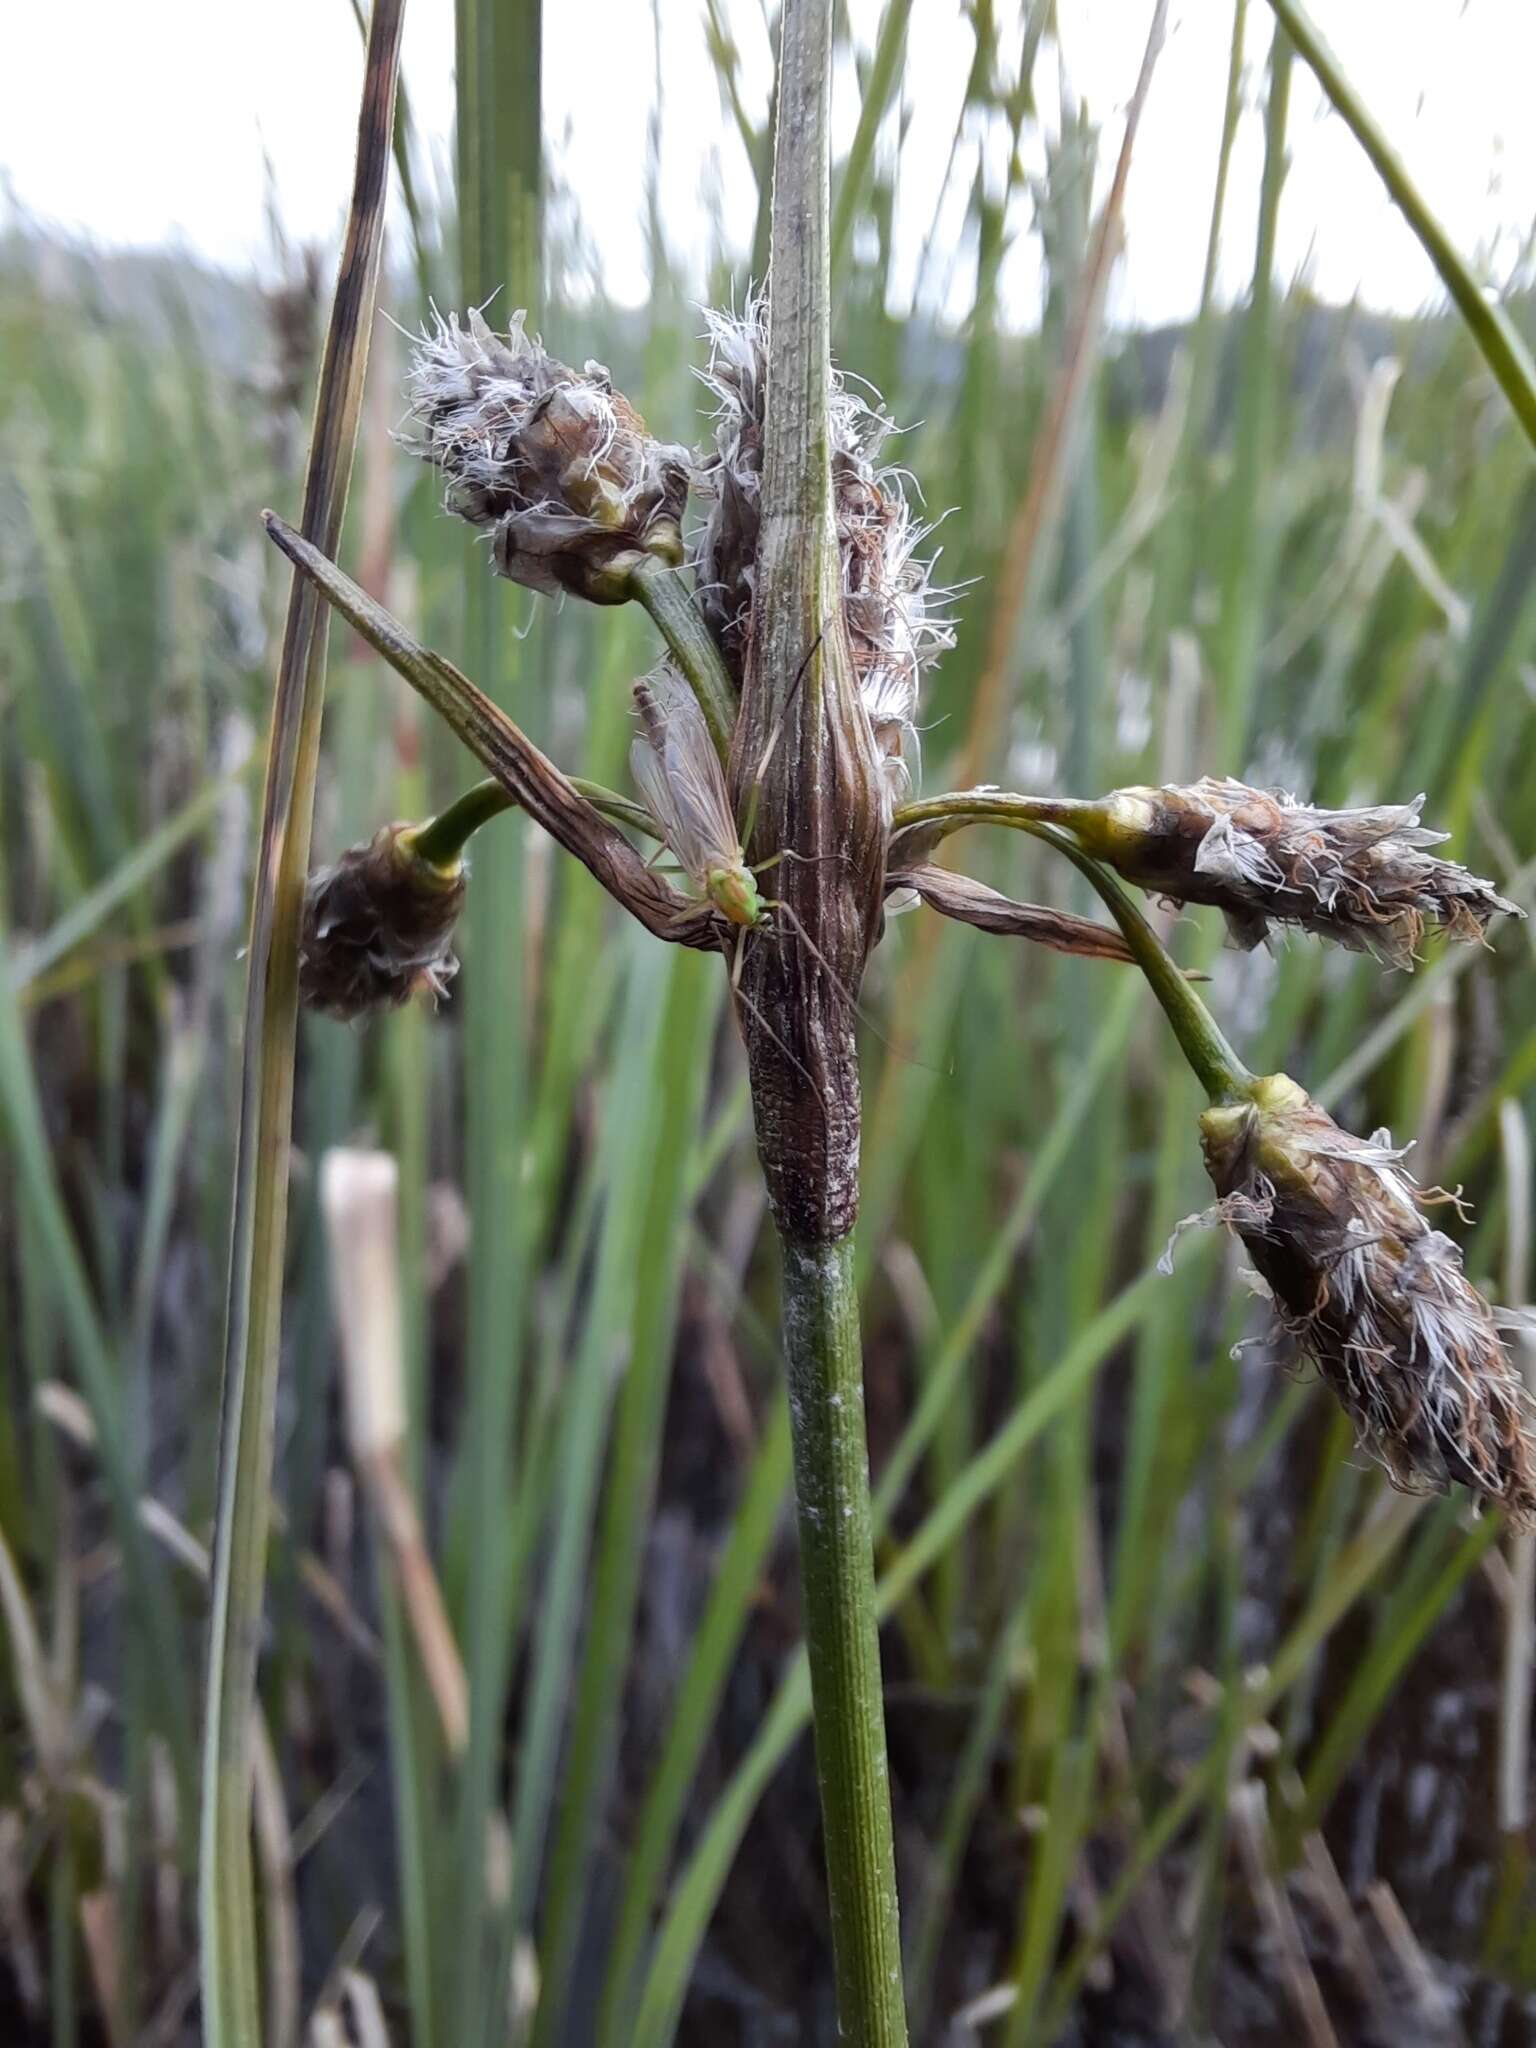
[299,825,466,1020]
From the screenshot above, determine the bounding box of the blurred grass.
[3,1,1536,2040]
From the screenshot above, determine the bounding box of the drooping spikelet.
[1197,1073,1535,1520]
[693,292,954,805]
[300,825,466,1019]
[403,308,689,603]
[1073,779,1517,967]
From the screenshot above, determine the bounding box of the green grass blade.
[534,950,720,2041]
[633,1262,1171,2042]
[448,9,544,2029]
[1264,0,1536,452]
[1284,1506,1501,1853]
[0,919,193,1784]
[829,0,914,283]
[198,8,405,2042]
[596,1396,793,2045]
[11,766,245,994]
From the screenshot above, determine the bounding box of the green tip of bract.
[300,824,467,1021]
[1197,1074,1536,1522]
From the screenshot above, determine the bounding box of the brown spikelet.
[403,309,689,603]
[1078,778,1518,967]
[694,294,953,806]
[1198,1074,1536,1521]
[693,295,767,674]
[299,825,466,1020]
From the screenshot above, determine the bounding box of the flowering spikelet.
[1198,1073,1535,1520]
[403,308,689,603]
[693,295,766,670]
[300,825,466,1019]
[693,293,953,804]
[1076,778,1518,967]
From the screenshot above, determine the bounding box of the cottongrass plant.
[261,1,1534,2039]
[274,282,1535,2048]
[892,791,1531,1517]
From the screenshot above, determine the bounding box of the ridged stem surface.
[781,1235,907,2046]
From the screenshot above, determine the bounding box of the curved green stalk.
[628,554,739,760]
[407,776,658,874]
[1028,825,1252,1103]
[891,788,1088,840]
[1264,0,1536,454]
[890,792,1251,1102]
[406,780,514,871]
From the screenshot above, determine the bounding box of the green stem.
[1263,0,1536,455]
[891,792,1251,1103]
[780,1233,907,2048]
[742,0,907,2032]
[1035,827,1251,1103]
[408,775,657,873]
[449,8,540,2032]
[406,780,514,870]
[892,789,1087,839]
[628,554,739,760]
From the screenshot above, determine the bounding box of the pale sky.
[3,2,1533,330]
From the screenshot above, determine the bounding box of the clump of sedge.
[1199,1073,1535,1520]
[403,309,689,603]
[299,824,466,1019]
[1074,778,1517,967]
[694,293,953,808]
